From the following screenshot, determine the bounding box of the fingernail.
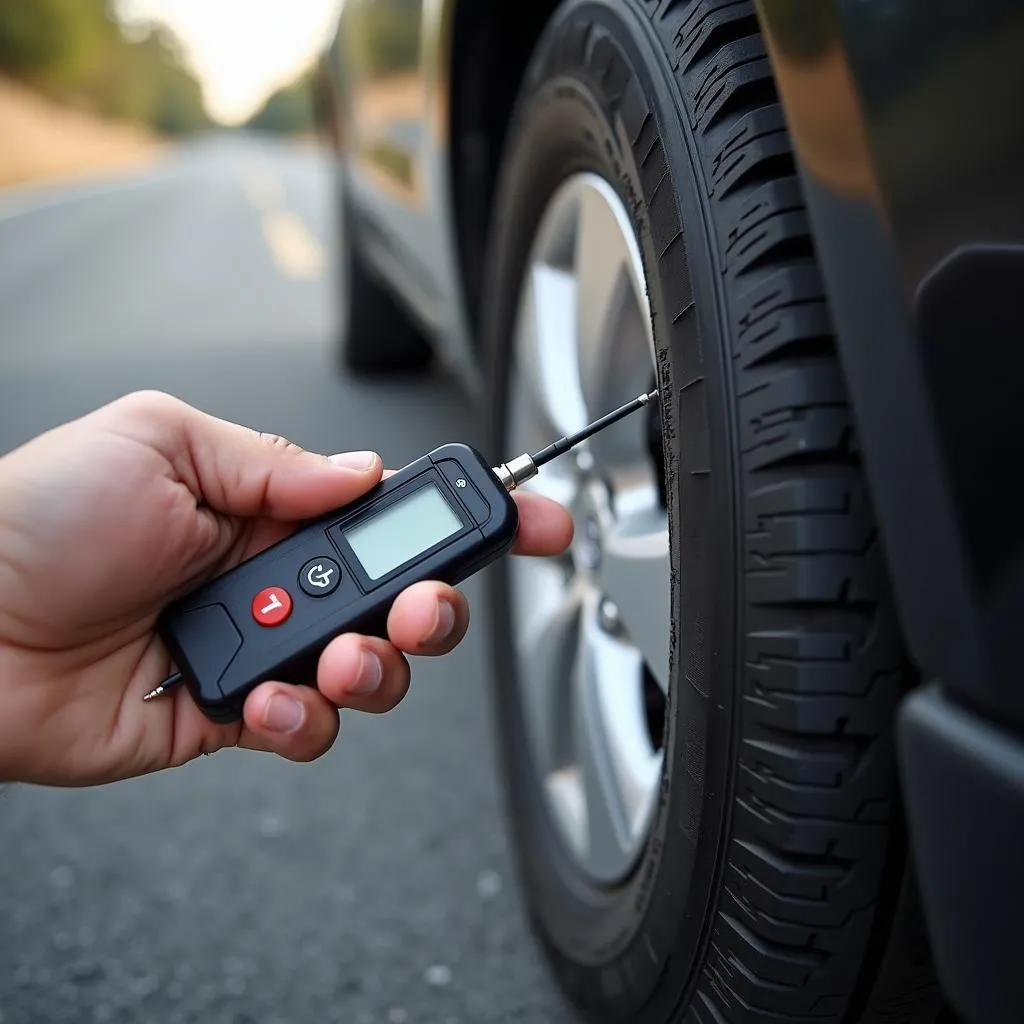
[427,599,456,645]
[329,451,378,471]
[263,693,305,734]
[349,650,383,696]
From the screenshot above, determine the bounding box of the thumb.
[115,391,384,521]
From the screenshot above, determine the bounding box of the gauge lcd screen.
[343,483,463,581]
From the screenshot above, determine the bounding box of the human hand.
[0,391,573,787]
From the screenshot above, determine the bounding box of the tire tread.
[639,1,939,1021]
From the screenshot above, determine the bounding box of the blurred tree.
[245,71,317,135]
[0,0,109,89]
[0,0,208,135]
[85,20,209,133]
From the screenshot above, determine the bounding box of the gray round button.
[299,557,341,597]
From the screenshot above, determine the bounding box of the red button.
[251,587,293,627]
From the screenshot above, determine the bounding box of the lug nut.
[577,516,602,572]
[599,598,621,634]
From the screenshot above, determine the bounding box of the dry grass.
[0,76,162,189]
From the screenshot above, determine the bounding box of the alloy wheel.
[506,173,671,884]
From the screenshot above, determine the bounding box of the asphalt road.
[0,136,570,1024]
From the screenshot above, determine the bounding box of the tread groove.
[645,4,926,1018]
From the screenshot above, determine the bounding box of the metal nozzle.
[493,453,539,492]
[143,671,184,703]
[493,390,659,492]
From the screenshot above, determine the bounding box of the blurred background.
[0,3,568,1022]
[0,0,329,184]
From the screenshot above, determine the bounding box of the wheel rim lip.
[505,172,669,885]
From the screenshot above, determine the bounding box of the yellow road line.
[260,209,326,280]
[240,158,325,280]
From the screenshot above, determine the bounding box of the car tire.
[482,1,945,1021]
[335,177,433,377]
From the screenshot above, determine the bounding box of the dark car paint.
[757,2,1024,1021]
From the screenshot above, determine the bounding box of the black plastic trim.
[898,685,1024,1023]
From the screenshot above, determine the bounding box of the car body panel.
[756,0,1024,720]
[328,0,481,392]
[757,2,1024,1020]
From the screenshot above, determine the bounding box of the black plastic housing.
[158,443,518,723]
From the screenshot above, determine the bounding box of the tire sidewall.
[482,1,740,1016]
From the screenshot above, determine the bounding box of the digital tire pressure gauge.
[147,390,658,723]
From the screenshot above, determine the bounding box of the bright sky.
[117,0,344,125]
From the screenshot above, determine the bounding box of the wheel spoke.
[573,178,654,426]
[570,591,658,878]
[512,571,583,774]
[506,171,669,883]
[515,263,588,441]
[598,495,671,694]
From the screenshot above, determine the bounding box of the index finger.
[511,491,574,556]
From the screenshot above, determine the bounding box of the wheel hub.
[576,514,602,574]
[572,481,611,575]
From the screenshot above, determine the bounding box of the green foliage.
[84,21,209,134]
[245,73,317,135]
[0,0,208,134]
[0,0,70,77]
[0,0,109,87]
